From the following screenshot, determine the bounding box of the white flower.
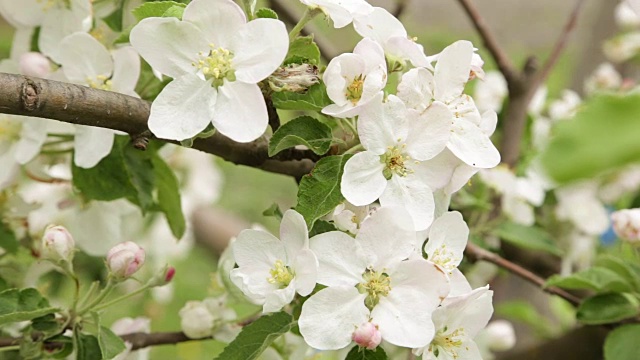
[396,41,500,168]
[603,32,640,63]
[0,0,92,63]
[417,286,494,360]
[112,317,151,360]
[322,38,387,118]
[179,301,216,339]
[341,94,452,230]
[584,63,623,95]
[323,201,376,234]
[230,210,318,313]
[555,182,609,236]
[41,225,75,263]
[616,1,640,28]
[299,207,450,350]
[611,208,640,244]
[300,0,372,28]
[548,90,581,121]
[474,71,507,113]
[625,0,640,19]
[423,211,469,274]
[57,32,140,168]
[353,7,432,68]
[476,320,516,354]
[0,115,48,189]
[130,0,288,142]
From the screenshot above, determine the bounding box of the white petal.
[299,287,369,350]
[449,94,483,126]
[213,81,267,143]
[230,18,289,83]
[182,0,246,47]
[263,282,296,313]
[10,27,34,60]
[503,196,535,226]
[59,32,113,84]
[15,117,47,164]
[0,0,45,27]
[232,229,285,268]
[111,46,140,96]
[434,40,474,103]
[73,125,115,168]
[39,7,91,63]
[386,36,431,68]
[310,231,367,287]
[230,264,278,305]
[280,209,309,258]
[479,109,498,135]
[323,54,353,107]
[341,151,387,206]
[424,211,468,271]
[379,175,435,231]
[354,37,387,74]
[440,286,493,337]
[448,119,500,168]
[397,68,435,112]
[448,268,473,297]
[405,101,452,161]
[356,206,416,270]
[148,74,216,141]
[293,248,318,296]
[358,94,408,154]
[353,7,406,43]
[130,17,208,79]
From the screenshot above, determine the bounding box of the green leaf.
[0,288,58,326]
[269,116,332,156]
[604,324,640,360]
[492,221,563,256]
[595,256,640,292]
[295,155,352,229]
[0,221,18,254]
[546,267,634,293]
[541,94,640,183]
[98,326,126,359]
[262,203,283,220]
[75,331,102,360]
[132,1,186,21]
[309,220,337,237]
[152,155,186,238]
[345,346,388,360]
[161,5,185,19]
[256,8,278,19]
[214,312,294,360]
[495,301,556,337]
[272,83,331,111]
[285,35,321,65]
[102,1,124,32]
[577,293,640,325]
[31,314,61,337]
[72,136,154,212]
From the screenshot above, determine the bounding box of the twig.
[455,0,519,84]
[464,242,581,306]
[0,72,315,178]
[122,331,202,351]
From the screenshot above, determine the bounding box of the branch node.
[21,78,40,111]
[131,130,153,151]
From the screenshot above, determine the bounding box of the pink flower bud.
[352,322,382,350]
[612,209,640,244]
[147,265,176,287]
[107,242,145,279]
[165,267,176,283]
[41,225,75,262]
[19,52,51,78]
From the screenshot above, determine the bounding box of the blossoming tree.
[0,0,639,359]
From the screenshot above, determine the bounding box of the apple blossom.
[555,182,609,236]
[423,211,469,274]
[58,32,140,168]
[179,300,216,339]
[130,0,288,142]
[352,322,382,350]
[353,7,432,68]
[322,38,387,118]
[617,1,640,28]
[300,0,372,28]
[548,90,581,120]
[603,32,640,63]
[611,208,640,244]
[323,201,376,234]
[107,242,146,279]
[0,115,49,188]
[112,317,151,360]
[416,286,494,360]
[341,94,452,230]
[299,207,450,350]
[230,210,318,313]
[584,63,623,95]
[396,41,501,168]
[625,0,640,18]
[41,225,75,263]
[474,71,508,113]
[477,320,516,353]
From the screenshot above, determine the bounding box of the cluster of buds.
[611,208,640,244]
[267,63,320,93]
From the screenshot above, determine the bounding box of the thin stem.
[343,144,364,155]
[288,8,321,42]
[342,118,358,138]
[91,284,151,312]
[0,345,19,352]
[77,278,114,316]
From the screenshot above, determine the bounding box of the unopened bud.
[107,241,145,279]
[19,52,51,78]
[612,208,640,244]
[352,322,382,350]
[41,225,75,263]
[179,301,215,339]
[268,63,319,93]
[147,265,176,287]
[483,320,516,352]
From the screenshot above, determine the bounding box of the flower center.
[430,326,465,359]
[0,117,22,144]
[429,244,460,273]
[381,143,413,179]
[357,267,391,310]
[267,260,294,288]
[345,74,365,104]
[87,75,112,91]
[193,44,235,87]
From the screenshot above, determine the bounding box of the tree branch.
[0,72,315,178]
[464,242,581,306]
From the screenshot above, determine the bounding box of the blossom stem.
[343,144,364,155]
[241,0,256,20]
[289,8,322,42]
[343,118,358,137]
[77,278,115,316]
[91,283,151,312]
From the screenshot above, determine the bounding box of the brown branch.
[0,72,315,178]
[456,0,519,84]
[464,242,581,306]
[122,331,200,351]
